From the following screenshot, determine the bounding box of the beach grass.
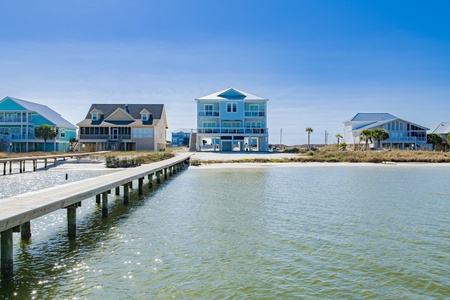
[190,149,450,165]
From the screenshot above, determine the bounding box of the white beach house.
[344,113,429,150]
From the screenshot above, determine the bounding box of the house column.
[213,136,216,152]
[249,136,252,152]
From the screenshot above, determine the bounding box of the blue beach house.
[195,88,269,152]
[0,96,76,152]
[171,128,192,148]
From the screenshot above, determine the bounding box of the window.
[92,113,98,121]
[133,128,153,138]
[61,128,66,138]
[227,102,237,113]
[205,104,213,116]
[142,113,148,121]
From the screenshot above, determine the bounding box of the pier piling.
[102,192,108,218]
[1,229,13,276]
[20,221,32,240]
[67,205,77,238]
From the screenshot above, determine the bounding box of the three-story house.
[195,88,269,152]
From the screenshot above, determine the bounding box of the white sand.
[189,151,450,169]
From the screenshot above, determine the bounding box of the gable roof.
[345,112,429,131]
[345,113,397,123]
[1,96,76,128]
[432,122,450,134]
[196,87,268,101]
[78,104,166,127]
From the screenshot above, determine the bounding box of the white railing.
[198,110,220,117]
[244,110,266,117]
[79,134,131,140]
[197,127,268,134]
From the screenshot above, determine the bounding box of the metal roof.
[432,122,450,134]
[344,113,397,123]
[195,87,268,101]
[2,97,76,128]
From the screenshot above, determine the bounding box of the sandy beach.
[189,151,450,169]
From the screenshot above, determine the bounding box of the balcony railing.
[0,134,36,140]
[197,127,268,135]
[244,110,266,117]
[198,110,220,117]
[79,134,131,140]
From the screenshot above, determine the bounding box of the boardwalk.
[0,151,110,175]
[0,152,193,276]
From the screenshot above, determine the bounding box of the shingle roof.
[3,97,76,128]
[432,122,450,134]
[83,104,164,120]
[196,87,268,101]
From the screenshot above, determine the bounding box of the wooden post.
[3,162,6,175]
[33,160,37,171]
[169,166,173,177]
[19,161,23,173]
[102,192,108,218]
[129,181,133,189]
[54,158,57,165]
[124,183,129,204]
[67,205,77,238]
[148,173,153,188]
[9,161,12,174]
[138,178,144,195]
[96,194,101,204]
[44,158,48,168]
[164,168,168,180]
[1,229,13,276]
[115,186,120,195]
[156,171,161,184]
[21,221,32,240]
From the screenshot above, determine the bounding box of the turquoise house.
[195,88,269,152]
[0,97,76,152]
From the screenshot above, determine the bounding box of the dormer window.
[92,113,98,121]
[142,113,148,121]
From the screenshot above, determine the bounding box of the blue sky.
[1,0,449,145]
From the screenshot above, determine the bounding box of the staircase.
[189,133,197,151]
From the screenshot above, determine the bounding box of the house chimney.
[125,104,129,112]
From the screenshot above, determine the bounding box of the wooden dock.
[0,151,110,175]
[0,152,193,276]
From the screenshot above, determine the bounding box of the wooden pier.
[0,152,110,175]
[0,153,193,276]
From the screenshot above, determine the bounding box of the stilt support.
[67,205,77,238]
[124,183,129,204]
[102,192,108,218]
[164,168,168,180]
[1,229,13,276]
[148,174,153,188]
[156,171,161,184]
[96,194,101,204]
[21,221,32,240]
[138,178,144,195]
[115,186,120,195]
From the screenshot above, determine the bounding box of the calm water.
[0,164,449,299]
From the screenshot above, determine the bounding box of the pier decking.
[0,152,193,276]
[0,151,110,175]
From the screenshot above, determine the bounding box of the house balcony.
[198,110,220,117]
[244,110,266,117]
[79,134,131,140]
[197,127,268,135]
[383,137,427,144]
[1,134,36,140]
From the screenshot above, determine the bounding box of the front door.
[112,128,119,140]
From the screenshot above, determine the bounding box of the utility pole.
[325,130,328,145]
[280,128,282,145]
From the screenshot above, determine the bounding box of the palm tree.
[360,129,373,151]
[372,128,390,149]
[305,127,313,148]
[35,124,56,152]
[335,134,343,148]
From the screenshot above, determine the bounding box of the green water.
[1,164,449,299]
